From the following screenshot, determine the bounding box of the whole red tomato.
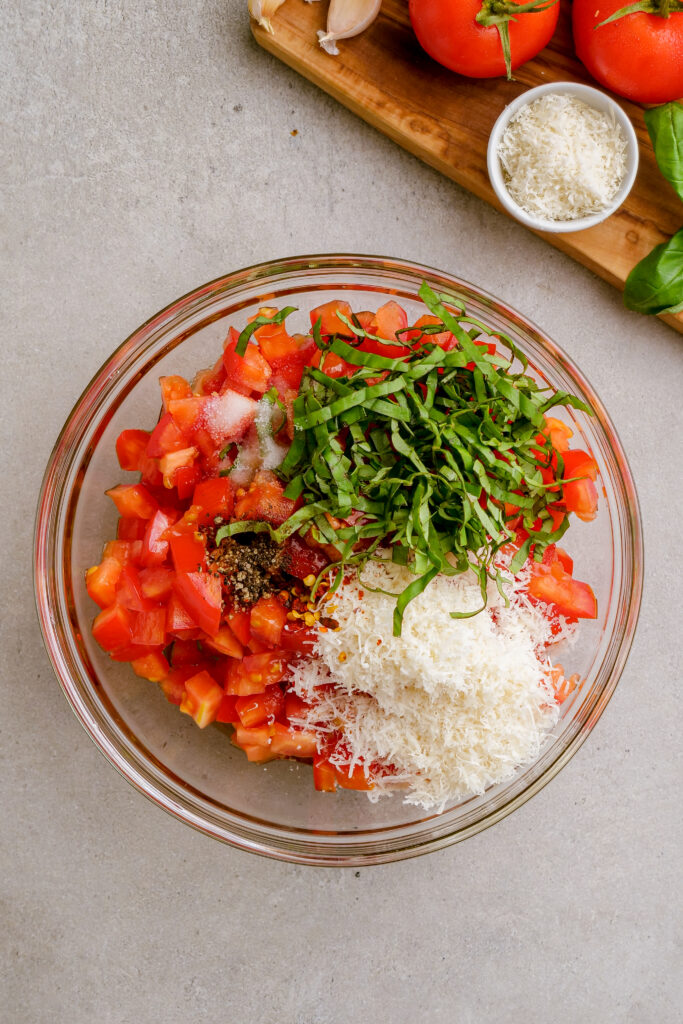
[409,0,560,79]
[573,0,683,104]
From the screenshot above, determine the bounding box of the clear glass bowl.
[34,255,643,865]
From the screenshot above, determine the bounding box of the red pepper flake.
[358,590,364,599]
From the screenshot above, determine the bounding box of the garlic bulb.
[248,0,287,34]
[317,0,382,56]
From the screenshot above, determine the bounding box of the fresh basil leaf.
[645,101,683,203]
[623,227,683,316]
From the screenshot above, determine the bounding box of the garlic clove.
[317,0,382,55]
[248,0,287,34]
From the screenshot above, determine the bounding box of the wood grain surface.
[252,0,683,333]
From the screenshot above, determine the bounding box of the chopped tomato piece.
[192,356,227,396]
[138,566,174,602]
[225,608,251,646]
[405,313,454,350]
[223,327,272,394]
[215,693,240,724]
[170,638,204,666]
[225,651,288,695]
[281,534,329,580]
[105,483,158,520]
[115,565,155,612]
[561,449,598,482]
[234,471,298,526]
[146,412,189,457]
[192,477,234,524]
[313,756,338,792]
[284,691,313,721]
[159,375,192,409]
[180,669,223,728]
[159,446,198,488]
[528,563,597,619]
[173,571,222,636]
[249,594,287,646]
[169,532,207,573]
[140,509,176,567]
[235,685,285,728]
[117,517,147,540]
[563,477,599,522]
[92,603,134,653]
[85,558,122,609]
[309,299,355,337]
[167,396,205,436]
[131,650,170,682]
[334,763,374,791]
[109,643,158,663]
[160,670,190,706]
[232,722,273,748]
[116,429,151,472]
[279,623,316,656]
[201,623,244,659]
[269,723,317,758]
[166,593,199,637]
[309,349,357,379]
[538,416,573,453]
[174,463,202,500]
[131,607,167,647]
[102,539,142,567]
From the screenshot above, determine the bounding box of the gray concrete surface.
[2,2,682,1022]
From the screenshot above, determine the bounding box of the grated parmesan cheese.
[289,561,575,811]
[498,93,627,222]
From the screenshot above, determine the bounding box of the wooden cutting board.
[252,0,683,333]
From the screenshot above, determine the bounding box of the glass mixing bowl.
[34,255,643,865]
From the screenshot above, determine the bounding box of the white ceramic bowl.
[487,82,639,234]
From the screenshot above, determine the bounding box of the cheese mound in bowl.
[34,255,642,864]
[290,561,573,811]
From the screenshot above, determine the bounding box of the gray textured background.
[2,2,681,1022]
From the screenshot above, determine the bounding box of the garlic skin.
[248,0,287,34]
[317,0,382,55]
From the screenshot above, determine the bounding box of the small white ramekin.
[487,81,639,234]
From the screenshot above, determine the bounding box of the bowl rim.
[33,253,644,865]
[487,81,640,234]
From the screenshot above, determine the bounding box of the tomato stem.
[475,0,559,80]
[596,0,683,27]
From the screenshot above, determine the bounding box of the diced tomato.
[310,349,357,379]
[254,323,299,363]
[225,608,252,646]
[225,651,288,695]
[236,685,285,728]
[538,416,573,453]
[92,603,134,653]
[131,650,170,682]
[138,566,174,602]
[146,412,190,457]
[313,755,337,792]
[215,693,241,724]
[117,517,147,541]
[139,453,163,487]
[174,463,202,500]
[169,532,207,573]
[561,449,598,482]
[232,722,273,748]
[192,477,234,524]
[166,593,199,636]
[202,389,258,444]
[405,313,454,350]
[160,670,190,706]
[105,483,158,520]
[167,396,205,436]
[140,509,176,567]
[280,623,316,656]
[193,356,227,396]
[269,722,317,758]
[563,477,599,522]
[281,534,329,580]
[131,607,167,647]
[109,643,158,663]
[86,558,122,609]
[234,471,298,526]
[201,623,244,659]
[309,299,355,337]
[160,375,192,409]
[528,563,597,619]
[115,565,155,612]
[159,446,198,488]
[169,638,202,666]
[334,763,374,791]
[102,539,142,567]
[116,429,151,472]
[284,691,313,721]
[249,595,287,646]
[359,300,410,359]
[238,743,279,763]
[173,571,222,636]
[223,327,272,394]
[180,669,224,728]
